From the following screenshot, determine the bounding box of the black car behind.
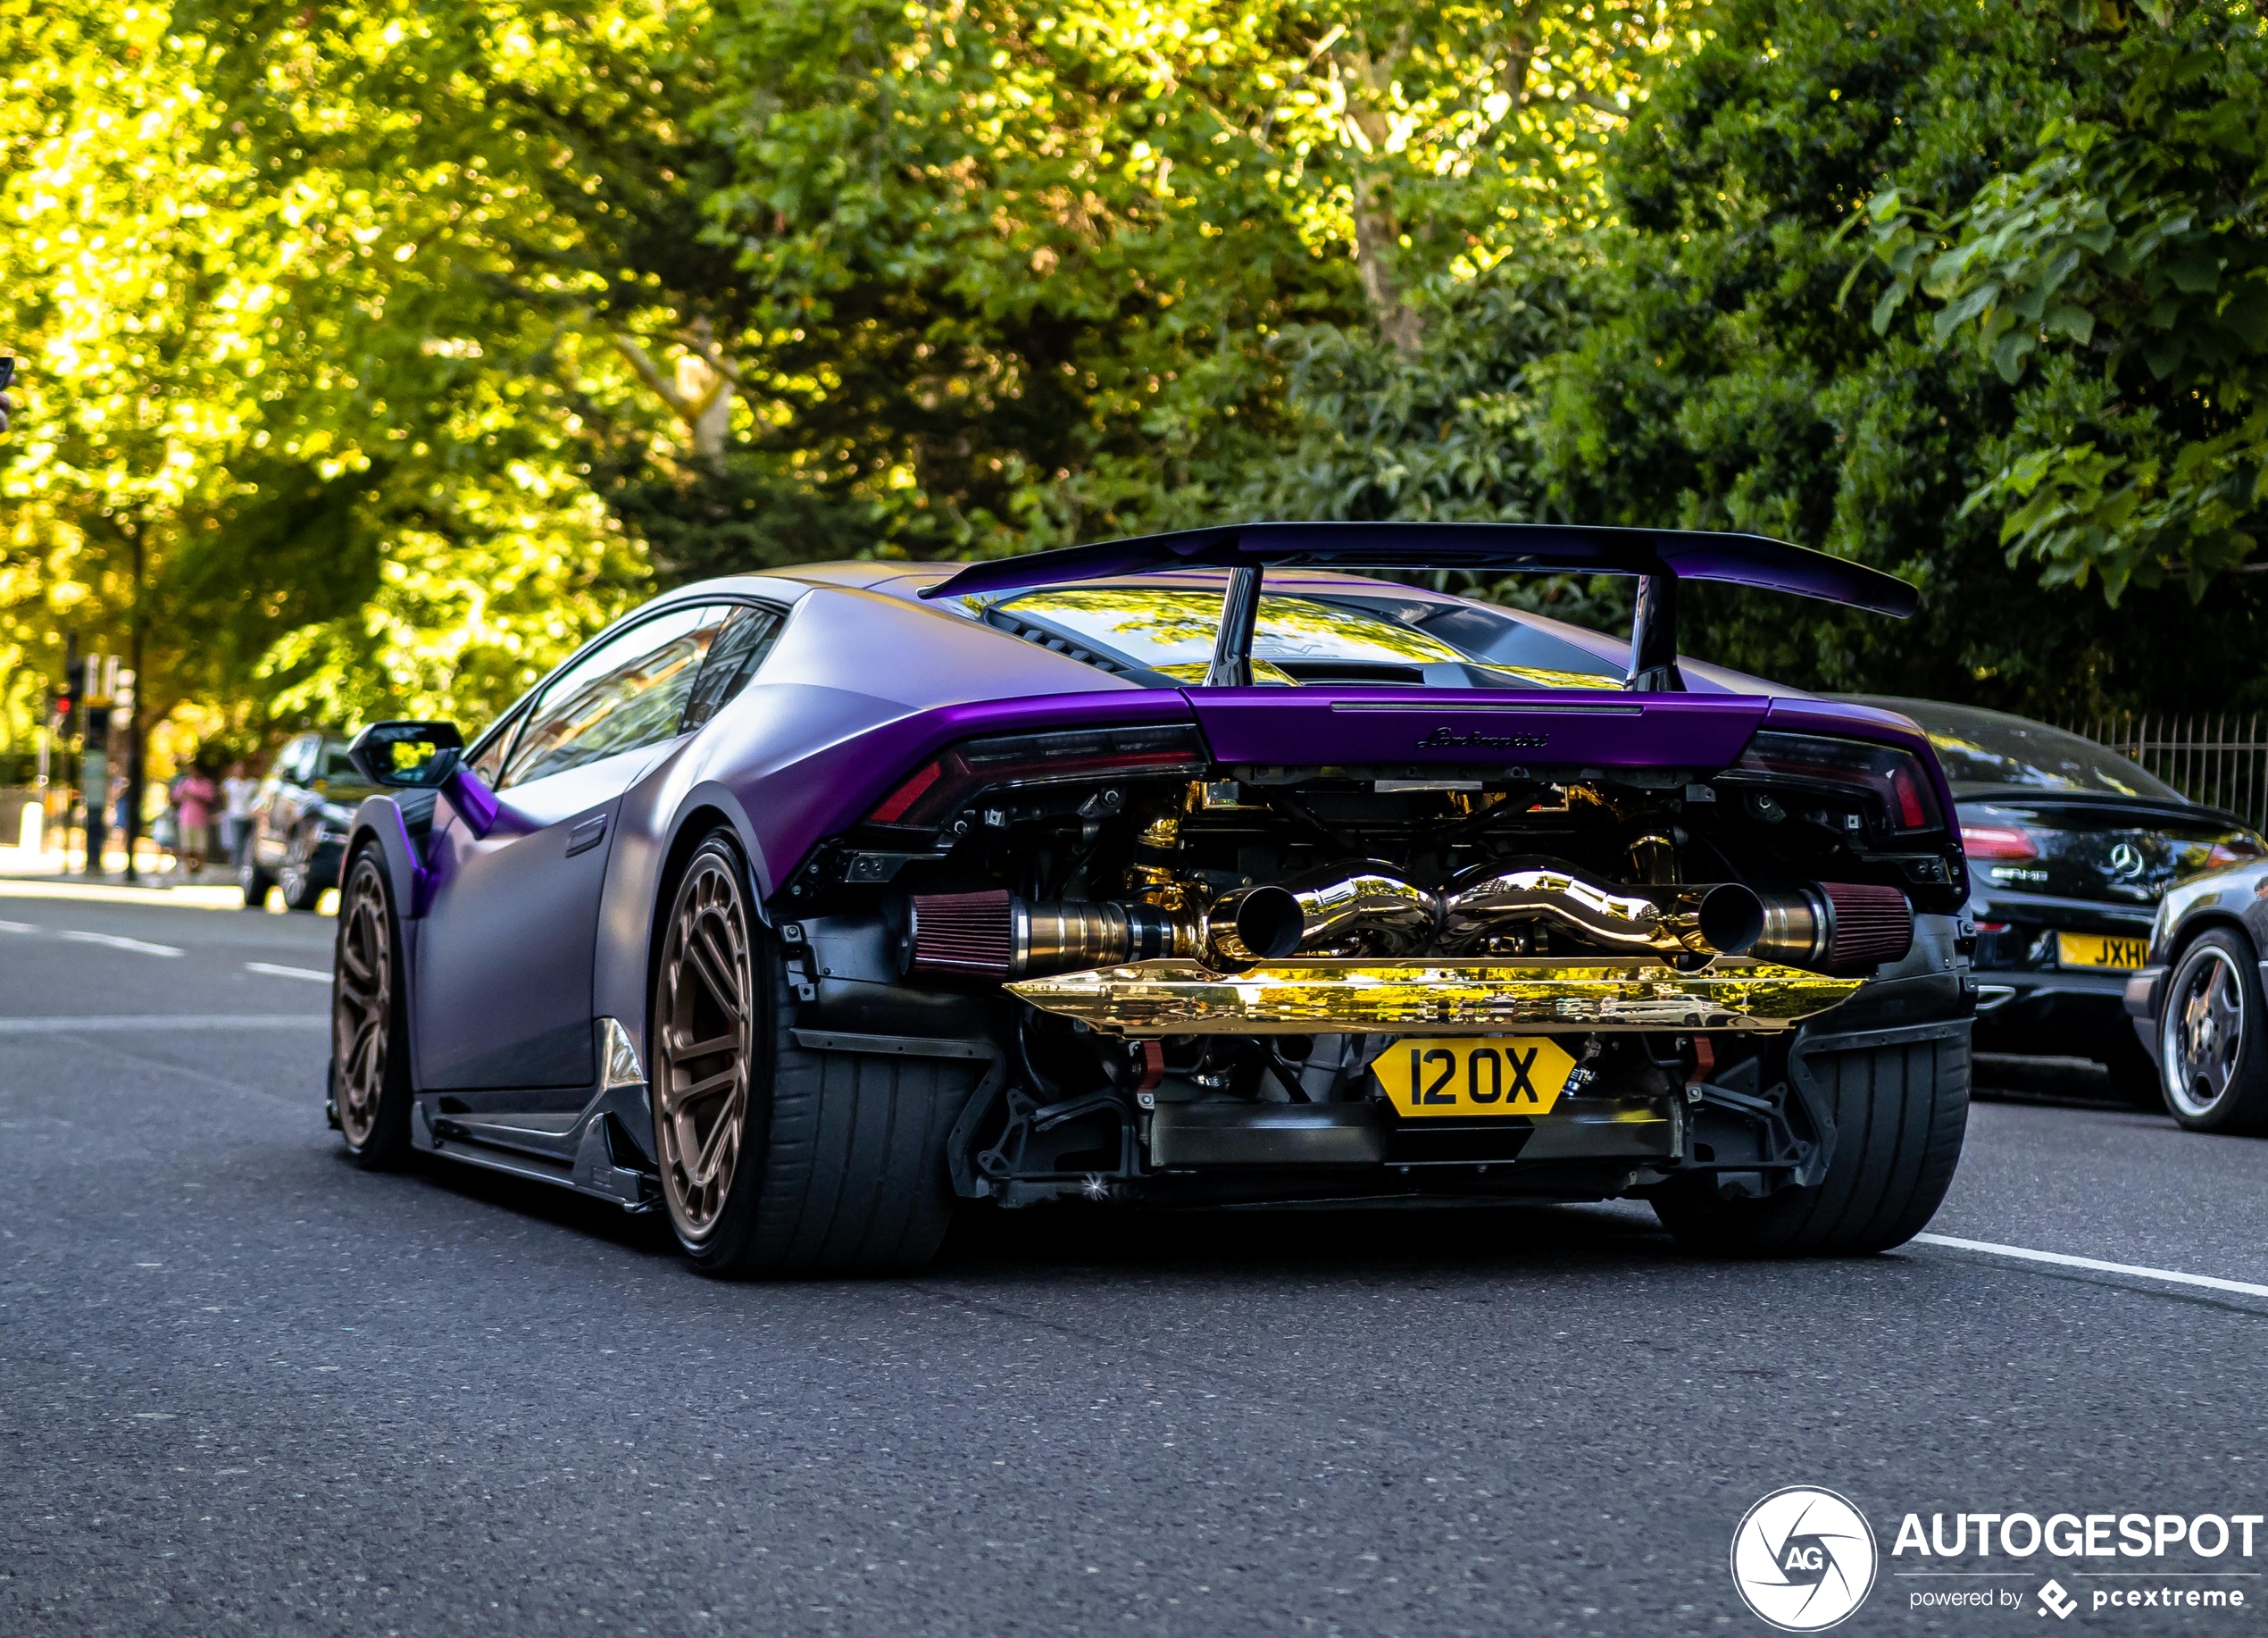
[241,733,378,911]
[1841,698,2264,1098]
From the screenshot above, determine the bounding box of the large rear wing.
[920,522,1918,694]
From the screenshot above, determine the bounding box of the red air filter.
[1821,882,1914,974]
[906,890,1015,978]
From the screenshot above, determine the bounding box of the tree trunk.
[1335,46,1424,355]
[676,350,732,473]
[1349,182,1424,355]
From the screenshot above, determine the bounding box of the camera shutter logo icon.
[1730,1486,1879,1631]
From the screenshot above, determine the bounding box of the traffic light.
[56,659,83,736]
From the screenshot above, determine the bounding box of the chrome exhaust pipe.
[902,890,1207,979]
[1441,862,1765,957]
[901,872,1912,980]
[1211,864,1442,960]
[903,865,1442,978]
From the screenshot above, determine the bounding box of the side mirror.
[347,721,466,789]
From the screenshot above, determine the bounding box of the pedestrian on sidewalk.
[220,760,257,866]
[107,772,129,873]
[173,762,217,876]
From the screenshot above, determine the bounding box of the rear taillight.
[1733,731,1947,836]
[1960,824,2040,861]
[864,723,1208,830]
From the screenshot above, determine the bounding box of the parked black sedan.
[240,732,377,911]
[1841,698,2264,1099]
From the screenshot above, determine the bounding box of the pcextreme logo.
[1730,1487,1880,1631]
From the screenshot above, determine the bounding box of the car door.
[413,602,736,1096]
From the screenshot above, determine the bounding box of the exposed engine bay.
[775,722,1971,1208]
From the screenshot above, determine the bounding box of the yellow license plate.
[1377,1038,1577,1118]
[2056,932,2150,970]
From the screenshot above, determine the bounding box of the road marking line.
[0,1015,327,1034]
[1916,1232,2268,1300]
[58,930,184,957]
[0,919,38,933]
[246,961,330,983]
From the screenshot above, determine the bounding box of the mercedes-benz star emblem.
[1730,1486,1878,1631]
[2109,840,2147,879]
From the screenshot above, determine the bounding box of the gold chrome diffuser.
[1007,957,1864,1037]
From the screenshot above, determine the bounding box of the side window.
[465,707,521,789]
[681,606,784,732]
[496,604,731,790]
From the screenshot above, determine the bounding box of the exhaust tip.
[1695,883,1765,957]
[1232,886,1306,960]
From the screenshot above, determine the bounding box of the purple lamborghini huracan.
[332,523,1977,1275]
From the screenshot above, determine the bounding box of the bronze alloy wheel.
[2164,940,2247,1121]
[655,849,757,1245]
[333,858,395,1149]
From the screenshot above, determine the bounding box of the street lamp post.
[123,527,145,884]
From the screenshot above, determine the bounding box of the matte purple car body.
[342,554,1968,1199]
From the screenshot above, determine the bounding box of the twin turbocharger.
[897,861,1912,981]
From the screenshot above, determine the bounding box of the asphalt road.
[5,884,2267,1636]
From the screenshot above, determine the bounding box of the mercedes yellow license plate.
[1377,1038,1577,1118]
[2056,932,2149,971]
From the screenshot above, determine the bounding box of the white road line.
[246,961,331,983]
[0,919,38,933]
[1916,1232,2268,1301]
[0,1015,328,1034]
[57,930,184,957]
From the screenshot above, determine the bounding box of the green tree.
[0,0,654,770]
[1534,0,2268,716]
[704,0,1692,560]
[1855,0,2268,606]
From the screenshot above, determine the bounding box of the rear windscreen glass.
[995,587,1623,689]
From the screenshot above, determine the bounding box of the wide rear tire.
[1652,1031,1971,1256]
[652,831,971,1278]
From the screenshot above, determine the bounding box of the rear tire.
[333,848,414,1168]
[1652,1030,1971,1256]
[2157,929,2268,1134]
[652,830,971,1278]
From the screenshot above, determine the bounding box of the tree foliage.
[4,0,2265,770]
[1855,0,2268,605]
[1524,0,2268,716]
[0,0,650,765]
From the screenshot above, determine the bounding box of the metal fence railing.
[2061,714,2268,831]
